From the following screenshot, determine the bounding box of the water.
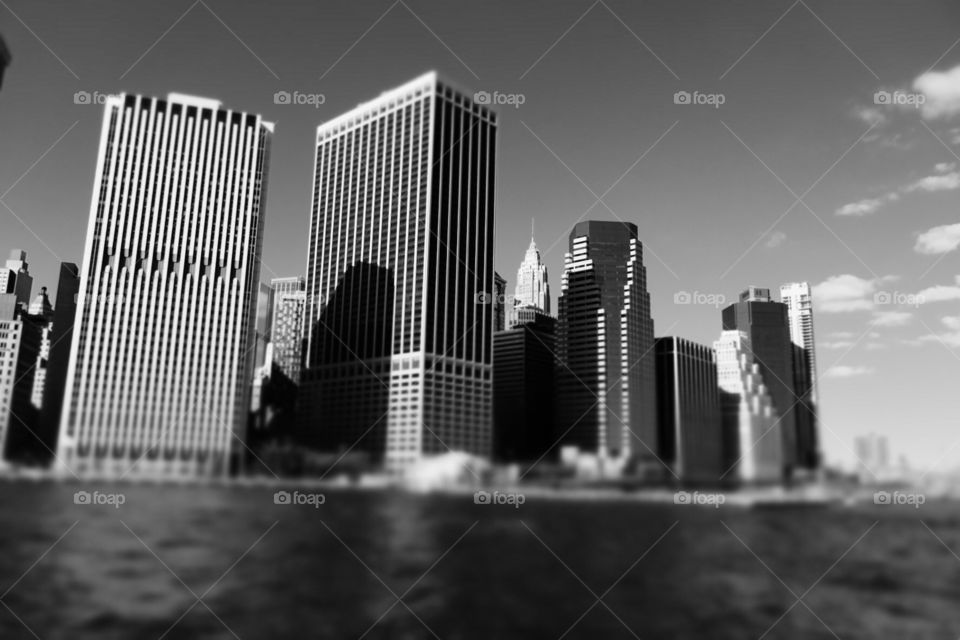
[0,481,958,639]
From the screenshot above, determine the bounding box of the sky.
[1,0,959,471]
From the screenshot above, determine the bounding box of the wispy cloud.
[823,365,875,379]
[835,163,959,216]
[916,275,960,302]
[915,315,960,348]
[813,274,897,313]
[872,310,912,327]
[765,230,786,249]
[915,223,960,255]
[913,64,960,120]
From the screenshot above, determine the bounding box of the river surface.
[0,481,957,639]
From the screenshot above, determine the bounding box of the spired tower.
[510,222,550,326]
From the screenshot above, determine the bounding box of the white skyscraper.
[299,72,496,471]
[510,227,550,327]
[779,281,820,469]
[714,330,783,483]
[57,93,273,478]
[0,249,33,310]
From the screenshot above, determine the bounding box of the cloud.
[765,230,787,248]
[872,310,912,327]
[915,223,960,255]
[836,194,896,217]
[853,105,888,128]
[905,171,960,193]
[935,162,956,173]
[916,315,960,348]
[820,340,855,350]
[913,64,960,120]
[836,164,960,217]
[916,276,960,302]
[824,365,875,378]
[813,274,896,313]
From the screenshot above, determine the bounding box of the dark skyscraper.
[493,313,556,463]
[556,221,656,474]
[299,73,497,470]
[655,337,723,485]
[38,263,79,459]
[721,287,798,476]
[0,34,9,91]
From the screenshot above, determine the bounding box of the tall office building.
[39,263,79,457]
[299,72,496,470]
[556,221,657,471]
[780,281,820,469]
[493,271,507,333]
[271,276,306,382]
[655,337,723,485]
[853,433,890,482]
[509,229,550,327]
[0,250,33,310]
[28,287,53,410]
[721,287,797,476]
[0,294,43,464]
[714,330,783,484]
[493,314,556,462]
[57,93,273,477]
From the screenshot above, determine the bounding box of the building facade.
[57,93,273,477]
[271,276,306,383]
[556,221,657,472]
[39,263,79,457]
[0,294,43,464]
[721,287,797,476]
[780,281,820,470]
[0,249,33,310]
[510,231,550,328]
[298,72,497,470]
[714,330,783,484]
[493,313,556,463]
[655,337,723,485]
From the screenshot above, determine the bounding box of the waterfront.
[0,480,958,639]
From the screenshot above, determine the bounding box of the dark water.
[0,481,958,639]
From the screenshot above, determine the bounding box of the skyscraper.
[493,313,556,462]
[0,249,33,310]
[655,337,723,485]
[556,221,657,473]
[39,263,79,457]
[271,276,305,382]
[28,287,53,410]
[299,72,496,471]
[0,34,9,91]
[721,287,797,476]
[0,293,43,464]
[714,330,783,484]
[779,281,820,470]
[57,93,273,478]
[510,228,550,327]
[493,271,507,333]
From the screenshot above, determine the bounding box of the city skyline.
[2,1,960,471]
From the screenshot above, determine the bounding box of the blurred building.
[0,34,9,91]
[28,287,53,410]
[57,93,273,478]
[655,337,723,485]
[493,313,556,463]
[39,263,79,457]
[853,433,896,483]
[714,330,783,484]
[0,294,43,464]
[721,287,797,477]
[0,250,33,311]
[556,221,657,475]
[493,271,507,332]
[271,276,305,382]
[298,73,496,471]
[780,281,820,470]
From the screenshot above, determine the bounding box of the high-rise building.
[509,228,550,328]
[556,221,657,471]
[721,287,797,476]
[0,294,43,464]
[780,281,820,469]
[0,250,33,310]
[853,433,890,482]
[39,263,79,457]
[271,276,305,383]
[714,330,782,484]
[0,34,9,91]
[299,72,496,470]
[493,271,507,333]
[655,337,723,485]
[57,93,273,478]
[493,313,556,462]
[28,287,53,410]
